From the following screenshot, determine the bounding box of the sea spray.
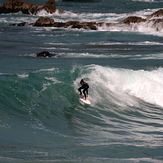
[74,65,163,107]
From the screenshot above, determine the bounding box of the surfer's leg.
[78,87,82,95]
[85,85,89,97]
[83,89,87,100]
[86,89,88,97]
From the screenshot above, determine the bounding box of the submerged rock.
[0,0,57,15]
[36,51,57,58]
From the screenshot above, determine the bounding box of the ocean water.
[0,0,163,162]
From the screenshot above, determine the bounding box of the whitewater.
[0,0,163,162]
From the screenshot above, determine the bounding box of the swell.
[1,65,163,121]
[1,65,163,162]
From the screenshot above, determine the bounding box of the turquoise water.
[0,0,163,162]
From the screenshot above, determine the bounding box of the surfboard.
[78,94,91,105]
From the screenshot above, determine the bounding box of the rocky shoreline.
[10,12,163,31]
[1,0,163,30]
[0,0,64,15]
[1,0,163,57]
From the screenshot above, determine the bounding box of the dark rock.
[119,16,146,24]
[33,17,55,26]
[147,9,163,20]
[10,22,33,26]
[58,21,98,30]
[64,21,80,28]
[87,22,98,30]
[146,18,163,31]
[32,18,99,30]
[43,0,56,14]
[71,22,86,29]
[9,7,163,31]
[16,22,29,26]
[0,0,56,15]
[36,51,55,57]
[53,22,66,28]
[9,17,108,30]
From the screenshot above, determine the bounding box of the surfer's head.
[80,79,85,85]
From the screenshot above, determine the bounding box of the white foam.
[45,77,61,83]
[35,8,127,24]
[63,52,109,58]
[75,65,163,108]
[35,8,161,24]
[133,53,163,60]
[17,74,29,78]
[132,0,158,2]
[96,20,163,36]
[36,68,58,72]
[41,82,51,92]
[0,7,162,37]
[89,41,163,46]
[36,9,51,17]
[131,20,163,35]
[130,8,161,18]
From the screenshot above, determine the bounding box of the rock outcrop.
[57,21,104,30]
[10,13,163,31]
[0,0,57,15]
[42,0,56,14]
[3,0,162,31]
[33,17,55,27]
[119,16,146,24]
[10,17,107,30]
[147,9,163,20]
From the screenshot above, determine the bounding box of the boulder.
[87,22,98,30]
[33,17,55,26]
[0,0,56,15]
[43,0,56,13]
[119,16,146,24]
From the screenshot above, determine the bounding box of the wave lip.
[74,65,163,108]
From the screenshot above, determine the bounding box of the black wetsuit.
[78,82,89,99]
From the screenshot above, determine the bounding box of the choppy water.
[0,0,163,162]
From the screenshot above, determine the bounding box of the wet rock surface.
[1,0,162,31]
[0,0,57,15]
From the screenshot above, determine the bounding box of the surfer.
[78,79,89,100]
